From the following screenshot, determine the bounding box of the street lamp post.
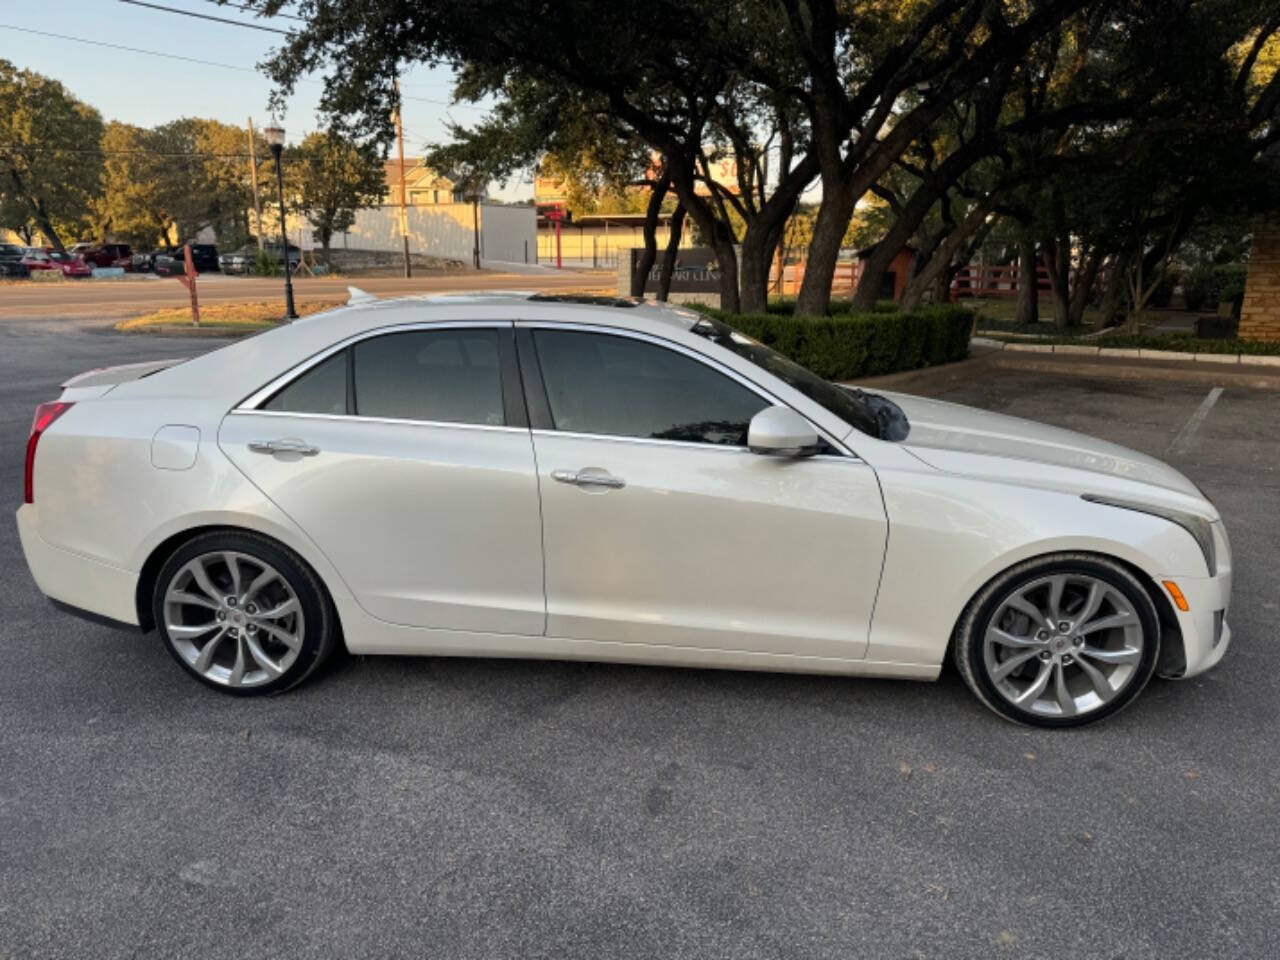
[263,122,298,320]
[466,190,481,270]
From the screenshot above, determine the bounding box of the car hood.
[878,390,1201,498]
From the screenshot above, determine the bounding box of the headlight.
[1081,494,1216,575]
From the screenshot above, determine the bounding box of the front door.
[523,325,887,660]
[220,323,545,635]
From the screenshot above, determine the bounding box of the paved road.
[0,269,615,318]
[1,316,1278,959]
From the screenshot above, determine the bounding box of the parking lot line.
[1168,386,1224,454]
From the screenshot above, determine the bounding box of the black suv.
[0,243,29,278]
[154,244,221,275]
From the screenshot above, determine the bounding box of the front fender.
[866,467,1205,666]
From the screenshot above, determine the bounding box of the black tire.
[953,553,1161,728]
[152,530,338,695]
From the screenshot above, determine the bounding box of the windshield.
[690,315,881,437]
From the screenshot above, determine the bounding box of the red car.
[22,248,93,278]
[69,244,133,271]
[70,242,133,269]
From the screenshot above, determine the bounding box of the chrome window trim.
[225,408,526,434]
[236,320,512,411]
[520,320,855,458]
[530,427,860,462]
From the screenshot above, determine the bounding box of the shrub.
[1184,263,1247,313]
[698,304,974,380]
[253,249,281,276]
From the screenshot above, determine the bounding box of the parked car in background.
[131,248,164,272]
[217,244,256,275]
[21,249,92,278]
[70,243,133,269]
[219,242,301,275]
[0,243,30,278]
[268,241,302,269]
[44,249,93,278]
[154,244,220,276]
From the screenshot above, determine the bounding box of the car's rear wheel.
[954,554,1160,727]
[152,531,337,695]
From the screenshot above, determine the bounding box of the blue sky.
[1,0,529,199]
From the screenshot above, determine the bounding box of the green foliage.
[253,249,280,276]
[96,116,259,248]
[0,60,104,249]
[292,131,385,256]
[699,305,974,380]
[1183,263,1248,312]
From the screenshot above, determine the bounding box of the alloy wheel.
[162,550,305,688]
[981,573,1145,719]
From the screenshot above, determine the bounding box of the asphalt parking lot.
[2,314,1278,959]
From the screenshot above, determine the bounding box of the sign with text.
[630,247,721,295]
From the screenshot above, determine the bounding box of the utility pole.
[394,78,411,278]
[247,117,264,251]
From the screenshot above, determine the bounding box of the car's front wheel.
[954,554,1161,727]
[152,531,338,695]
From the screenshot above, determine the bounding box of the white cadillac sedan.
[17,292,1231,726]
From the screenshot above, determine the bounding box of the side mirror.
[748,405,820,457]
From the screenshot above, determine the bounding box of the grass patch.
[964,296,1106,330]
[115,300,344,332]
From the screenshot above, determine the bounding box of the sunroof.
[527,294,639,308]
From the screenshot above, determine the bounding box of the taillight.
[24,401,73,504]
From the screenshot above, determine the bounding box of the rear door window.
[353,328,506,425]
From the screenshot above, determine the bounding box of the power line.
[0,24,271,73]
[118,0,291,34]
[198,0,306,22]
[0,23,489,111]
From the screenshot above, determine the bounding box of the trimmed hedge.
[698,304,975,380]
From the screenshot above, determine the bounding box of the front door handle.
[248,439,320,456]
[551,468,626,489]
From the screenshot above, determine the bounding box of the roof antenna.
[347,286,377,305]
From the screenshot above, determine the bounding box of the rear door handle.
[248,439,320,456]
[551,469,625,489]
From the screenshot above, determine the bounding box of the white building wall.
[337,203,536,264]
[479,204,537,264]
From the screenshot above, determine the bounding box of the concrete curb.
[858,341,1280,392]
[986,339,1280,366]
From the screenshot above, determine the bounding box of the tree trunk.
[657,205,686,301]
[665,168,739,313]
[795,180,858,316]
[1043,236,1071,327]
[1015,238,1039,326]
[739,226,777,315]
[1098,253,1129,327]
[900,196,999,311]
[9,169,65,253]
[631,177,669,297]
[1068,249,1102,327]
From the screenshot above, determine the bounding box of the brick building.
[1240,223,1280,342]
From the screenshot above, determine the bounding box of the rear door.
[220,322,546,635]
